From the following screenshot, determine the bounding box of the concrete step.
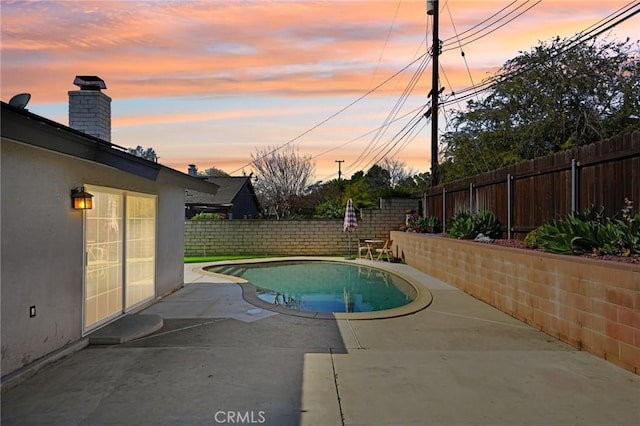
[88,314,163,345]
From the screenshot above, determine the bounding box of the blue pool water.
[207,260,416,313]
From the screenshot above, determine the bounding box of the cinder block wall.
[184,198,418,257]
[392,231,640,374]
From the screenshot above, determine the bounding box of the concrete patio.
[2,260,639,425]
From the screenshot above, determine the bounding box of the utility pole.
[428,0,439,187]
[335,160,344,181]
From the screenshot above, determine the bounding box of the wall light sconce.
[71,186,93,210]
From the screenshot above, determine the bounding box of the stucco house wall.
[1,96,216,379]
[0,139,187,375]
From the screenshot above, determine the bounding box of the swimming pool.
[205,260,419,315]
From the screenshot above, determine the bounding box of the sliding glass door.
[84,186,157,331]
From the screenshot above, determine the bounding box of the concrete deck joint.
[330,347,347,426]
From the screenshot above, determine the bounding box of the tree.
[344,176,377,210]
[251,145,315,219]
[440,36,640,182]
[127,145,157,162]
[396,171,431,194]
[198,166,229,177]
[364,164,391,192]
[380,158,415,188]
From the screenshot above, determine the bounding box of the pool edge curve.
[194,256,433,320]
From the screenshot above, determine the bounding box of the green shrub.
[619,199,640,255]
[596,223,624,255]
[423,215,441,232]
[447,210,502,240]
[533,200,640,257]
[473,211,502,239]
[617,212,640,256]
[573,204,606,225]
[535,222,574,254]
[400,214,440,233]
[314,199,343,218]
[191,212,226,221]
[524,227,541,248]
[447,211,476,239]
[535,213,600,255]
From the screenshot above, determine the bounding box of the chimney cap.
[73,76,107,91]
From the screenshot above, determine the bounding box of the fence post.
[423,191,428,217]
[469,183,474,213]
[571,158,578,213]
[507,173,512,240]
[442,188,447,230]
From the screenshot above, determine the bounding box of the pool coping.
[193,256,433,320]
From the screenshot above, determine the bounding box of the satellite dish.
[9,93,31,109]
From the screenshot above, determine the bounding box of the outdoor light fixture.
[71,186,93,210]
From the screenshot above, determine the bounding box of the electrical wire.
[377,0,403,64]
[348,0,539,175]
[445,2,481,102]
[440,0,520,43]
[333,0,535,176]
[438,64,488,173]
[443,2,492,172]
[234,0,638,179]
[233,0,533,176]
[229,51,429,175]
[313,103,428,175]
[441,0,542,52]
[347,54,431,174]
[345,5,438,174]
[362,106,429,169]
[440,1,639,108]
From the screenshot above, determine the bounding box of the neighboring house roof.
[185,176,259,207]
[1,102,218,194]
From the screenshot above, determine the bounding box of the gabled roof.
[185,176,258,206]
[1,101,218,194]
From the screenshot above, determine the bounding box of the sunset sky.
[1,1,638,182]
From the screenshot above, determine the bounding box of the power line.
[440,1,639,108]
[325,0,539,179]
[441,0,542,52]
[440,0,520,43]
[347,54,431,174]
[314,105,426,166]
[443,2,491,172]
[438,64,488,173]
[229,51,429,175]
[235,1,638,180]
[233,0,538,177]
[359,104,429,170]
[316,104,429,181]
[366,0,636,178]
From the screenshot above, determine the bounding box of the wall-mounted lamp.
[71,186,93,210]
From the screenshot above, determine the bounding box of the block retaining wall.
[185,198,418,257]
[392,231,640,374]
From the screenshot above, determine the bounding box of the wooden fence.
[423,131,640,239]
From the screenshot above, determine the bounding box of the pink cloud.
[2,0,637,180]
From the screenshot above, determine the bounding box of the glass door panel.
[85,188,123,329]
[125,194,156,308]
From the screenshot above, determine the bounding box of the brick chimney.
[188,164,198,176]
[68,76,111,142]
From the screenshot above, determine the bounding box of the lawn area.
[185,254,367,263]
[184,255,270,263]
